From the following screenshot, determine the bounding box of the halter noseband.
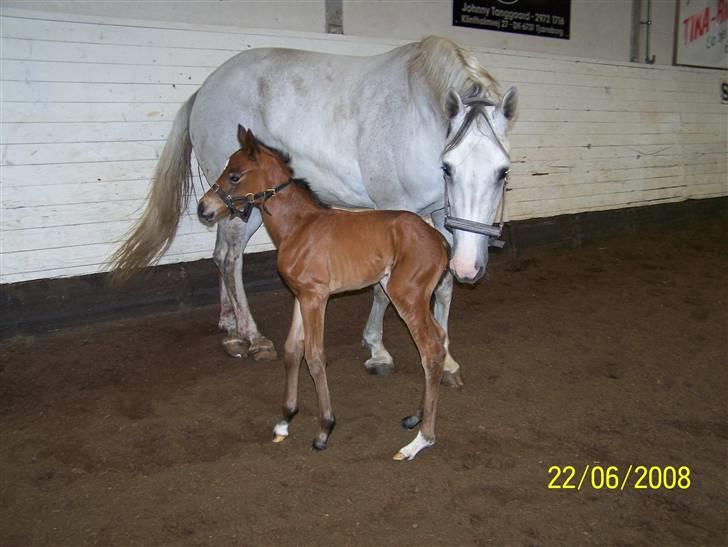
[443,96,509,248]
[211,179,292,222]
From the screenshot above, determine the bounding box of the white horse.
[111,36,518,387]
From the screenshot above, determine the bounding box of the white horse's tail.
[109,93,197,283]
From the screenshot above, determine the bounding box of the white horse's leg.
[434,273,464,387]
[362,282,395,376]
[430,209,464,388]
[218,275,236,333]
[214,212,277,360]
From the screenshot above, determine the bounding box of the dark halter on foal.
[443,95,510,248]
[211,180,292,222]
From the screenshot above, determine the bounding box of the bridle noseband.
[211,179,292,222]
[443,96,509,248]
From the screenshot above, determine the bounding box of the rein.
[211,179,292,222]
[443,96,509,248]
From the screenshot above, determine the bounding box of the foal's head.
[197,125,291,225]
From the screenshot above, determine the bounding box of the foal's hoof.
[442,368,465,388]
[249,337,278,361]
[393,431,435,461]
[312,438,328,451]
[272,434,287,443]
[364,359,395,376]
[222,337,249,358]
[401,415,422,430]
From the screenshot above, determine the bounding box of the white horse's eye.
[498,167,509,181]
[441,163,453,178]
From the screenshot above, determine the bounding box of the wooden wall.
[1,9,726,284]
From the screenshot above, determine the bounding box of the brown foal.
[198,126,448,460]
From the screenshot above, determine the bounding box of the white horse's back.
[190,45,418,208]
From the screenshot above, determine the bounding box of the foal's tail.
[109,93,197,283]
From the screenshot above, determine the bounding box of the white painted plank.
[512,121,718,136]
[512,143,724,162]
[2,80,197,103]
[512,131,725,149]
[517,109,682,123]
[3,121,173,145]
[1,36,237,67]
[2,141,164,166]
[496,67,710,94]
[512,152,726,173]
[1,59,212,85]
[1,101,183,123]
[2,160,160,186]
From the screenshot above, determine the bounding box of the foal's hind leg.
[362,282,395,376]
[385,280,446,460]
[273,299,304,443]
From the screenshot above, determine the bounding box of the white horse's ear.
[497,87,518,127]
[444,88,463,120]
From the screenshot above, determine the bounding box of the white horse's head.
[441,86,518,283]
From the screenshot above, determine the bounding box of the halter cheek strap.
[211,180,292,222]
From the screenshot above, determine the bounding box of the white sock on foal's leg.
[393,431,435,461]
[272,421,289,443]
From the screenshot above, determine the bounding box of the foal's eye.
[229,173,241,183]
[441,163,453,178]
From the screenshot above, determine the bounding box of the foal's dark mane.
[257,139,331,210]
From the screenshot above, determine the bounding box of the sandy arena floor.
[1,218,726,545]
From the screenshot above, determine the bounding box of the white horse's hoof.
[249,336,278,361]
[393,431,435,461]
[364,349,395,376]
[442,368,464,388]
[364,359,395,376]
[222,337,249,358]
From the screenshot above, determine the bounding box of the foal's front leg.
[273,299,304,443]
[214,214,277,360]
[299,294,336,450]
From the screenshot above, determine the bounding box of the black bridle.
[443,96,509,248]
[211,179,292,222]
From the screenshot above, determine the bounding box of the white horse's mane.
[409,36,500,114]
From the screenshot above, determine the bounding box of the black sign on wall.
[453,0,571,40]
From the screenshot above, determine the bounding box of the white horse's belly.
[291,157,372,209]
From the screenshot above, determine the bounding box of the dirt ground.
[1,219,726,546]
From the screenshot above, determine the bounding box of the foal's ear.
[497,86,518,128]
[237,124,248,147]
[237,125,258,157]
[444,88,463,120]
[243,129,259,158]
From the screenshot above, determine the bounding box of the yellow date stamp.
[548,465,691,491]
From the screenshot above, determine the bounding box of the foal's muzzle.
[197,201,214,223]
